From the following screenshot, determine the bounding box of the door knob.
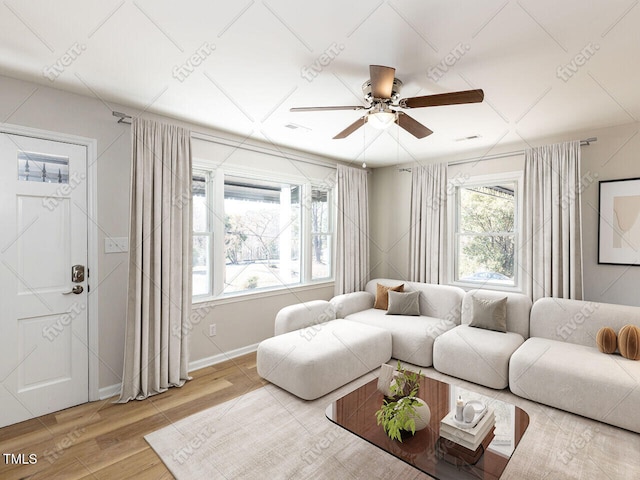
[62,285,84,295]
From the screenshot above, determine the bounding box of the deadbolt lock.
[72,265,85,283]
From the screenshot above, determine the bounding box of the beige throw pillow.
[468,295,508,333]
[374,283,404,310]
[386,290,421,316]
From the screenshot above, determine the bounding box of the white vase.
[397,397,431,431]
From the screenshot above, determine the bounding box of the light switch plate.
[105,237,129,254]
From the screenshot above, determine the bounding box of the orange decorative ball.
[596,327,617,354]
[618,325,640,360]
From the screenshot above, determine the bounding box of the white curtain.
[335,164,369,294]
[409,163,448,284]
[119,119,192,402]
[523,140,583,301]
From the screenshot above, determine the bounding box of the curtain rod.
[112,111,338,170]
[398,137,597,171]
[112,111,132,124]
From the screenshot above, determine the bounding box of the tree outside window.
[455,183,517,286]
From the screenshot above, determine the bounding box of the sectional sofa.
[257,278,640,433]
[510,297,640,433]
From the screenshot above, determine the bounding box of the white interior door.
[0,133,89,428]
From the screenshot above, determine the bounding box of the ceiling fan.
[290,65,484,140]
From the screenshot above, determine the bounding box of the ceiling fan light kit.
[367,105,396,130]
[291,65,484,141]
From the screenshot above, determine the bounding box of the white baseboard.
[96,343,259,400]
[99,383,121,401]
[188,343,260,372]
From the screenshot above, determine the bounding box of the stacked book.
[439,407,495,465]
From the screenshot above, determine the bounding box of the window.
[311,187,332,280]
[192,169,334,298]
[223,176,301,293]
[451,174,521,289]
[18,151,69,183]
[192,172,213,297]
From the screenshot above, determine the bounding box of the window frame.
[309,185,334,282]
[192,166,335,302]
[192,169,214,299]
[447,171,524,292]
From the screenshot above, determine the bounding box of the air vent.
[284,123,311,133]
[454,135,482,142]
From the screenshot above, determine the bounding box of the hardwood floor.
[0,353,267,480]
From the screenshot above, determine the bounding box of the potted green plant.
[375,362,431,442]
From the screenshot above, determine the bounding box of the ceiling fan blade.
[396,112,433,139]
[369,65,396,99]
[399,89,484,109]
[333,116,367,139]
[290,105,366,112]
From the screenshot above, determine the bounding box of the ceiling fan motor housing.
[362,77,403,105]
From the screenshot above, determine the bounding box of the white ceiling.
[1,1,639,167]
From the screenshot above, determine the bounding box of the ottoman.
[257,319,392,400]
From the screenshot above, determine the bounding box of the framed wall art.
[598,177,640,266]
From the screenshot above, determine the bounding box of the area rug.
[145,368,640,480]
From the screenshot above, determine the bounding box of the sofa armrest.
[274,300,336,335]
[330,292,374,318]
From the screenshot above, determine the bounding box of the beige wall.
[0,74,335,391]
[189,285,333,364]
[4,67,639,395]
[369,122,640,306]
[369,166,411,281]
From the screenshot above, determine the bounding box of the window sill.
[449,281,524,294]
[192,280,335,308]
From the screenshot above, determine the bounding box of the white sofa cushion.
[274,300,336,335]
[257,319,392,400]
[433,325,525,389]
[330,291,374,319]
[510,337,640,433]
[344,308,455,367]
[530,297,640,347]
[364,279,465,325]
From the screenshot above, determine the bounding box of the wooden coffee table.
[325,375,529,480]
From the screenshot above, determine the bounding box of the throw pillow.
[618,324,640,360]
[596,327,617,354]
[374,283,404,310]
[468,295,508,333]
[386,291,421,316]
